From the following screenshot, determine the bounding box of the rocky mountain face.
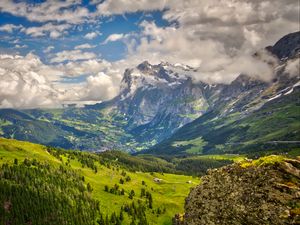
[174,156,300,225]
[146,31,300,155]
[266,31,300,59]
[198,32,300,118]
[90,61,210,147]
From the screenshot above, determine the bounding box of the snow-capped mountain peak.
[120,61,195,96]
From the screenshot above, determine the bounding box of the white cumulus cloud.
[97,0,166,15]
[0,24,23,33]
[50,50,97,63]
[102,33,124,44]
[84,32,98,39]
[74,43,96,49]
[0,53,60,108]
[0,53,122,108]
[0,0,90,24]
[21,23,71,38]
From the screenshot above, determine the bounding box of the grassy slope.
[0,138,198,225]
[184,154,246,162]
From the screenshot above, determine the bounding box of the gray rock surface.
[175,157,300,225]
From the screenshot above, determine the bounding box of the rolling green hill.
[0,138,201,225]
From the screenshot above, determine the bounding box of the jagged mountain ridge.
[88,61,211,146]
[266,31,300,59]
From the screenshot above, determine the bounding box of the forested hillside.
[0,138,203,225]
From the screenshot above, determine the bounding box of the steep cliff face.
[93,61,210,146]
[175,156,300,225]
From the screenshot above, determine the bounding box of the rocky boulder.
[175,156,300,225]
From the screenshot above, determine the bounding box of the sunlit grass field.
[0,138,199,225]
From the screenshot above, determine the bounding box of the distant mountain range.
[0,31,299,155]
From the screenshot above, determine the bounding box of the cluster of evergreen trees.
[119,170,132,184]
[123,201,148,225]
[47,146,233,177]
[47,146,98,173]
[174,157,233,176]
[104,184,125,196]
[96,201,148,225]
[97,211,124,225]
[0,159,100,225]
[140,188,152,208]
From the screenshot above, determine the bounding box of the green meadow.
[0,138,199,225]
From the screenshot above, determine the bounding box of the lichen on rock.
[175,156,300,225]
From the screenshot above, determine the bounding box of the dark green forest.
[0,159,100,225]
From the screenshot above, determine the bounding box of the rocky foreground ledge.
[174,156,300,225]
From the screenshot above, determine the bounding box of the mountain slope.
[0,107,133,151]
[146,31,300,156]
[147,85,300,155]
[0,158,100,225]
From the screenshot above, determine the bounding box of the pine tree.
[140,188,145,197]
[120,188,125,195]
[129,190,135,199]
[87,183,93,193]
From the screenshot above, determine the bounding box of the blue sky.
[0,0,298,108]
[0,2,169,63]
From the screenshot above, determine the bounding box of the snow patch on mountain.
[267,93,282,102]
